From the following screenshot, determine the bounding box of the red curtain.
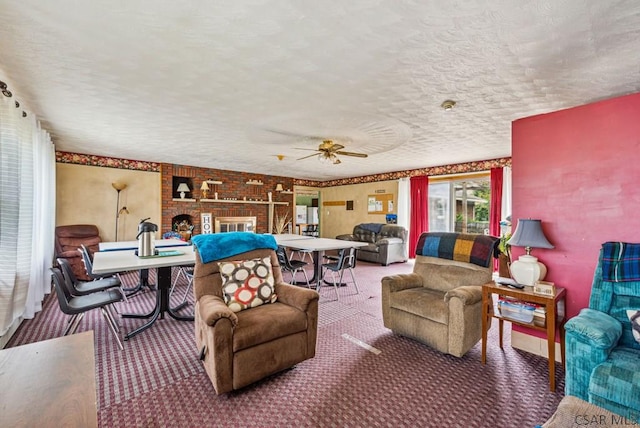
[489,167,503,237]
[409,176,429,258]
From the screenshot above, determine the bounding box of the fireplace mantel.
[200,199,288,206]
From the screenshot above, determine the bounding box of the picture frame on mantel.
[201,213,213,234]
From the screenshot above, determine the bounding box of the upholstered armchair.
[564,242,640,422]
[54,224,101,281]
[381,232,498,357]
[192,233,319,395]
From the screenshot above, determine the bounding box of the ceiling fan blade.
[264,128,325,140]
[335,151,368,158]
[296,153,320,161]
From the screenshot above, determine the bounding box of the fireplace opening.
[172,214,194,241]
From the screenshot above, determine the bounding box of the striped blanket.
[416,232,498,268]
[601,241,640,282]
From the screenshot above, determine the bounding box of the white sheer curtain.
[0,93,56,338]
[501,166,512,222]
[397,177,410,230]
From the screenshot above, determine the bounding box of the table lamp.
[507,219,554,286]
[177,183,190,199]
[200,181,210,199]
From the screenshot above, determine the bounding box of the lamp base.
[180,192,186,199]
[509,254,547,286]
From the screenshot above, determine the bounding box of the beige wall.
[56,163,397,242]
[319,180,398,238]
[56,163,161,242]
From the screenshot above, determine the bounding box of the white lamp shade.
[200,181,210,191]
[176,183,190,199]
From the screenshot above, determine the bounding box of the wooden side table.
[0,331,97,427]
[481,281,567,392]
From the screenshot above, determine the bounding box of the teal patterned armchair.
[564,242,640,422]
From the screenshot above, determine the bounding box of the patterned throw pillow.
[628,310,640,344]
[219,257,277,313]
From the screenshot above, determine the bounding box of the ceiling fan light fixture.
[441,100,456,111]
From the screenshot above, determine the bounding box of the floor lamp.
[112,182,129,241]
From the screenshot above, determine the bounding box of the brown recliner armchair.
[193,247,319,394]
[54,225,101,281]
[381,232,498,357]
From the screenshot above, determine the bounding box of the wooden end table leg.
[547,301,556,392]
[481,289,489,364]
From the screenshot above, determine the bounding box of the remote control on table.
[495,277,525,289]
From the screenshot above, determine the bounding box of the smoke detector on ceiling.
[441,100,456,111]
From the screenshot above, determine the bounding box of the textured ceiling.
[1,1,639,181]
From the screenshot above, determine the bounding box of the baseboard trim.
[511,331,562,363]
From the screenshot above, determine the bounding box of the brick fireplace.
[161,163,294,236]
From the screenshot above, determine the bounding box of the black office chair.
[58,257,123,297]
[169,264,194,311]
[58,257,124,324]
[276,246,310,287]
[78,245,132,301]
[78,244,102,280]
[321,247,359,300]
[51,267,124,350]
[303,224,319,237]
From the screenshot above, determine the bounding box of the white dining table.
[92,243,195,340]
[98,238,191,293]
[274,237,368,290]
[99,238,189,252]
[270,233,315,244]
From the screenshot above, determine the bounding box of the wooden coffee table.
[0,331,97,427]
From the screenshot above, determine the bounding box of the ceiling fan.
[296,140,368,164]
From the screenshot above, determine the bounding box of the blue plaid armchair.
[564,242,640,422]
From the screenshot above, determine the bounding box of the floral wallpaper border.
[56,151,510,187]
[293,157,512,187]
[56,151,161,172]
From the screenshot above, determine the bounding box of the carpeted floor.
[7,260,564,427]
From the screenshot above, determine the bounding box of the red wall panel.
[511,92,640,337]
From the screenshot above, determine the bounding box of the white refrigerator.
[307,207,319,224]
[296,205,307,223]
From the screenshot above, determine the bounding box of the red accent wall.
[511,92,640,337]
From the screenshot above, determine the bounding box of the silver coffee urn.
[136,218,158,257]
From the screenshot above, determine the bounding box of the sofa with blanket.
[336,223,407,266]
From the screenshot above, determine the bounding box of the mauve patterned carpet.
[8,260,564,427]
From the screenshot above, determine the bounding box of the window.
[428,173,490,234]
